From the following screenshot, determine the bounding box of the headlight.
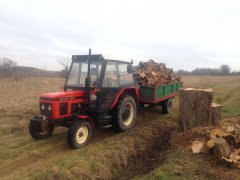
[41,104,45,110]
[48,105,52,111]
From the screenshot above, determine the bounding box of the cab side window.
[102,62,119,87]
[118,63,134,86]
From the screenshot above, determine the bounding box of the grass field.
[0,76,240,179]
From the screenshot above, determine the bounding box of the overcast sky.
[0,0,240,71]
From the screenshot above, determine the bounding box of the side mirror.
[127,64,133,73]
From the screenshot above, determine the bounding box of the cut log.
[224,149,240,168]
[210,128,231,139]
[210,128,238,149]
[234,124,240,146]
[207,139,216,149]
[178,88,214,131]
[212,138,231,160]
[191,140,209,154]
[210,103,222,126]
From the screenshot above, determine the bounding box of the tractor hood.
[40,90,85,101]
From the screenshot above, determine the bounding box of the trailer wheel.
[162,99,172,114]
[113,95,136,131]
[29,120,54,140]
[67,121,92,149]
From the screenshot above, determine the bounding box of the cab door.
[97,61,120,110]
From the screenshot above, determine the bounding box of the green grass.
[212,82,240,117]
[181,76,240,117]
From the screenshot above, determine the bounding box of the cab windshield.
[66,61,102,87]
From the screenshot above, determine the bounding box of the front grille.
[60,102,68,115]
[40,102,52,116]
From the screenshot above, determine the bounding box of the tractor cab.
[29,50,139,148]
[65,54,135,90]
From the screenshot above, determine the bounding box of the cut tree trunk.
[210,103,222,126]
[178,88,214,131]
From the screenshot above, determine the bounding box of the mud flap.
[30,115,47,132]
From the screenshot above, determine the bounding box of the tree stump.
[210,103,222,126]
[178,88,215,131]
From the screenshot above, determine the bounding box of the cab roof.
[72,54,104,61]
[72,54,132,64]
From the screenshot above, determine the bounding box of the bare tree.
[0,57,17,78]
[57,57,71,77]
[219,64,231,75]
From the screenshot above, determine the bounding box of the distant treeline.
[1,57,239,79]
[176,65,240,76]
[0,57,62,79]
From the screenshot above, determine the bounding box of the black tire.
[162,99,172,114]
[113,95,137,131]
[67,121,92,149]
[29,120,54,140]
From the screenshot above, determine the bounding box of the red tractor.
[29,49,139,148]
[30,50,181,148]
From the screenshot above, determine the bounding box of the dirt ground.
[0,76,240,179]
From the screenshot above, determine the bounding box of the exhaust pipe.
[85,49,91,102]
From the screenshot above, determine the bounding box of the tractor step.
[103,115,112,119]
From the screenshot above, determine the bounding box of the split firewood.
[192,123,240,169]
[133,59,181,87]
[234,124,240,145]
[191,140,209,154]
[222,149,240,168]
[210,128,232,139]
[207,138,216,149]
[210,128,238,149]
[211,138,231,160]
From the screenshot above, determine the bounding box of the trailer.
[139,82,182,113]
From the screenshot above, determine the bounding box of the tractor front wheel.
[113,95,136,131]
[29,120,54,139]
[67,121,92,149]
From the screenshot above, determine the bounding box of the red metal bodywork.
[40,90,95,119]
[40,86,140,120]
[110,87,139,109]
[78,115,95,130]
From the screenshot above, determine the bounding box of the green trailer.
[138,82,182,113]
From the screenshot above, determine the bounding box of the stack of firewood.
[133,59,181,87]
[192,126,240,169]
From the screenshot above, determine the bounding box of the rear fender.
[77,115,95,130]
[111,87,139,109]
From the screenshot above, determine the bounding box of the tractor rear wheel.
[67,121,92,149]
[162,98,172,114]
[29,120,54,139]
[113,95,136,131]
